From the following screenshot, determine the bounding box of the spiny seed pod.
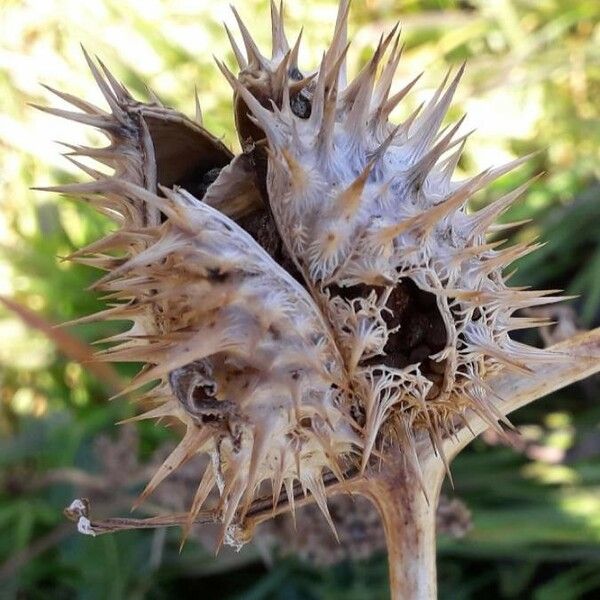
[216,14,566,482]
[38,2,599,579]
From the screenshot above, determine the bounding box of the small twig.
[64,498,218,536]
[63,470,359,538]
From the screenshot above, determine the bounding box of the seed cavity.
[329,280,448,400]
[169,360,237,425]
[177,166,222,201]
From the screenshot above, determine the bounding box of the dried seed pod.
[54,175,360,545]
[35,50,261,226]
[41,0,569,553]
[222,2,564,474]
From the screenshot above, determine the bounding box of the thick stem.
[352,461,445,600]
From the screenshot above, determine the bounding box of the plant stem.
[444,326,600,461]
[351,459,445,600]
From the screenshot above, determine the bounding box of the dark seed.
[202,167,222,186]
[425,314,447,348]
[402,313,429,349]
[290,93,312,119]
[288,67,303,81]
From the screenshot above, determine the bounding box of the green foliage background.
[1,0,599,598]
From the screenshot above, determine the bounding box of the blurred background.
[1,0,599,598]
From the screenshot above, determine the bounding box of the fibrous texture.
[39,1,562,547]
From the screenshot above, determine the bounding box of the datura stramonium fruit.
[37,1,600,598]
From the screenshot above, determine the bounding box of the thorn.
[369,123,402,166]
[289,27,303,69]
[57,141,121,166]
[62,155,105,180]
[96,57,133,102]
[272,48,291,95]
[324,41,351,91]
[146,86,164,107]
[317,75,339,157]
[230,5,268,69]
[409,62,466,158]
[223,23,248,70]
[487,218,532,233]
[397,101,424,139]
[379,72,422,122]
[468,175,542,239]
[80,46,127,122]
[281,148,308,192]
[307,475,339,542]
[39,83,105,115]
[308,52,328,127]
[406,114,467,189]
[239,429,269,519]
[343,28,395,123]
[31,180,111,197]
[181,467,216,550]
[289,71,317,95]
[132,427,210,510]
[478,242,544,275]
[328,0,351,88]
[270,0,290,56]
[375,212,421,244]
[194,86,203,124]
[217,479,246,551]
[29,103,113,129]
[373,26,403,107]
[116,401,177,424]
[474,152,541,190]
[376,160,486,245]
[284,478,296,528]
[439,136,468,182]
[334,159,374,219]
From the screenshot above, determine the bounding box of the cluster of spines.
[36,0,567,547]
[221,1,564,471]
[35,50,364,545]
[74,179,360,545]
